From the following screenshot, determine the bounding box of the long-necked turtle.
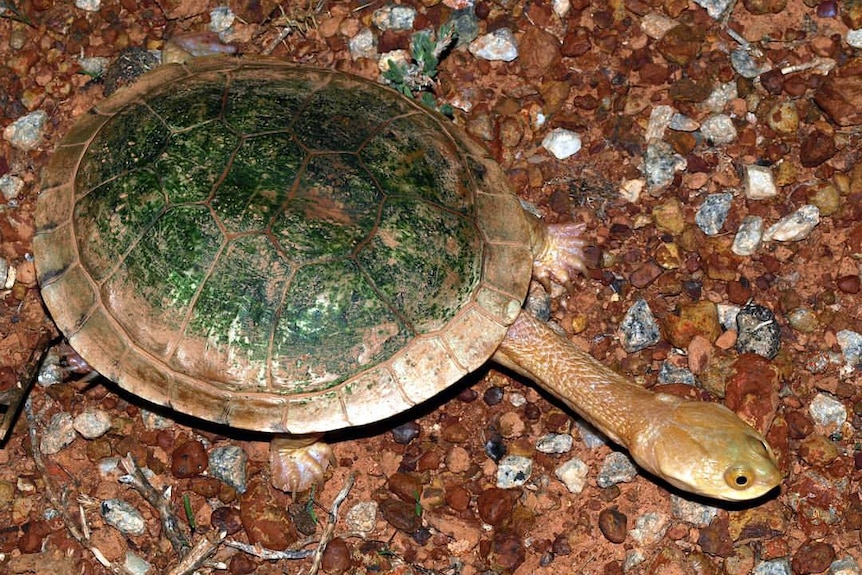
[33,57,780,500]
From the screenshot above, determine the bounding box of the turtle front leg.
[526,216,586,285]
[269,434,334,493]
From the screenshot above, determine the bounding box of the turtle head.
[631,397,782,502]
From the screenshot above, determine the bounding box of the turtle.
[33,57,781,501]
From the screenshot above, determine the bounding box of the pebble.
[735,302,781,359]
[657,361,696,385]
[140,409,174,430]
[448,8,479,46]
[348,28,377,60]
[618,299,660,353]
[209,6,235,33]
[837,330,862,368]
[640,13,678,40]
[0,173,23,201]
[171,440,208,478]
[644,141,686,191]
[498,411,526,438]
[519,27,562,78]
[477,487,517,526]
[800,130,836,167]
[468,28,518,62]
[597,452,637,488]
[813,69,862,126]
[73,408,112,439]
[840,275,862,294]
[483,385,504,406]
[830,556,861,575]
[536,433,573,454]
[442,445,468,473]
[670,495,718,526]
[508,391,527,408]
[3,110,48,151]
[645,105,674,142]
[555,457,589,493]
[0,258,9,288]
[78,56,109,78]
[320,537,352,573]
[208,445,248,493]
[731,49,770,78]
[763,205,820,242]
[767,101,799,134]
[576,421,607,449]
[787,308,819,333]
[703,82,737,113]
[345,501,378,533]
[669,112,699,131]
[598,507,628,543]
[101,499,146,536]
[552,0,570,17]
[496,455,532,488]
[41,412,77,455]
[630,512,670,546]
[792,540,836,574]
[745,165,778,199]
[542,128,581,159]
[391,421,420,444]
[700,114,738,145]
[848,29,862,48]
[732,215,764,256]
[656,24,703,66]
[695,192,733,235]
[210,505,243,535]
[445,484,471,511]
[808,392,847,430]
[753,559,792,575]
[810,182,841,216]
[123,552,151,575]
[74,0,101,11]
[694,0,734,19]
[239,476,296,548]
[388,472,422,504]
[379,497,421,532]
[372,4,416,30]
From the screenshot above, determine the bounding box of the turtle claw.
[532,221,586,285]
[269,437,334,493]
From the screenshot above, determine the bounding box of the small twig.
[119,454,191,554]
[307,472,356,575]
[166,529,227,575]
[0,327,56,442]
[25,397,135,575]
[224,540,315,560]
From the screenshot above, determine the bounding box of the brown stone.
[597,507,627,543]
[743,0,787,13]
[518,26,561,79]
[814,65,862,126]
[799,130,836,167]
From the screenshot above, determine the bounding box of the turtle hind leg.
[527,217,587,286]
[269,435,334,493]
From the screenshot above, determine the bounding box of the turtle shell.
[34,57,533,433]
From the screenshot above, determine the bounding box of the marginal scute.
[68,307,128,381]
[40,264,95,331]
[343,367,414,426]
[34,57,533,433]
[286,391,350,433]
[441,305,509,372]
[392,336,468,404]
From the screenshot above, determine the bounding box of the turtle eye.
[724,464,754,490]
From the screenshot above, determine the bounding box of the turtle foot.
[532,221,586,285]
[269,437,333,493]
